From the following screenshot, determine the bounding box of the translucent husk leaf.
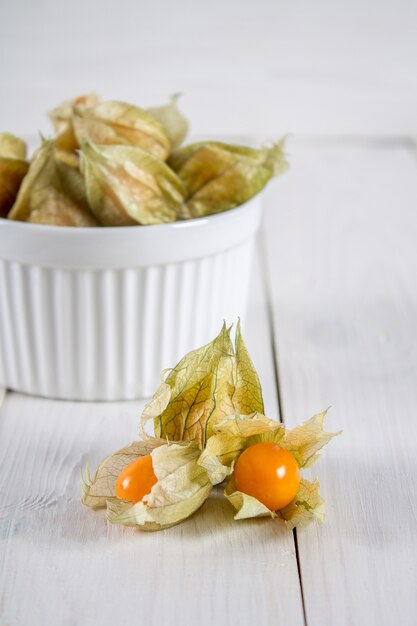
[200,407,339,531]
[139,381,172,440]
[106,442,212,531]
[81,439,164,509]
[152,323,234,445]
[280,478,325,530]
[201,407,339,485]
[169,140,288,216]
[0,158,29,218]
[0,133,29,217]
[152,321,265,448]
[232,320,264,414]
[73,100,171,160]
[80,140,183,225]
[199,412,284,484]
[8,141,99,226]
[147,94,189,150]
[224,476,276,520]
[283,409,341,468]
[225,475,324,529]
[54,148,80,169]
[49,93,100,151]
[208,410,337,527]
[0,133,27,160]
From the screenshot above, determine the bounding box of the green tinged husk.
[80,140,184,225]
[207,409,340,525]
[6,93,288,227]
[106,443,212,531]
[8,140,98,226]
[146,93,189,150]
[81,439,165,510]
[82,323,340,532]
[169,140,288,217]
[151,321,264,448]
[0,133,29,218]
[49,92,100,151]
[73,100,172,160]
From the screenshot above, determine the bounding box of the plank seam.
[257,227,308,626]
[0,388,7,412]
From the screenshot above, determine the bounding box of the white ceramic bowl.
[0,197,262,400]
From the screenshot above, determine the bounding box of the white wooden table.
[1,136,417,625]
[2,0,417,622]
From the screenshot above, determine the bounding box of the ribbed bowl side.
[0,239,254,400]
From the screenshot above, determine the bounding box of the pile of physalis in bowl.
[81,322,340,531]
[0,93,287,226]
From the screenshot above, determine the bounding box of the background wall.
[1,0,417,138]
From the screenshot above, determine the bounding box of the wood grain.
[263,138,417,626]
[0,253,304,626]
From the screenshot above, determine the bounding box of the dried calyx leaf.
[80,140,184,225]
[147,94,189,150]
[49,92,100,151]
[81,323,338,532]
[0,133,27,160]
[169,140,288,217]
[150,321,264,448]
[107,442,212,531]
[284,409,340,468]
[54,148,79,169]
[8,140,99,226]
[81,439,164,509]
[199,408,339,527]
[280,478,325,530]
[224,476,277,520]
[0,133,29,218]
[73,100,171,160]
[199,412,284,484]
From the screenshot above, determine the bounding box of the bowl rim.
[0,195,263,268]
[0,195,257,235]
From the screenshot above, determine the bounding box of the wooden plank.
[263,138,417,626]
[0,252,304,626]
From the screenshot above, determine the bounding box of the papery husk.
[0,159,29,218]
[151,321,264,448]
[224,476,325,528]
[80,141,184,225]
[73,100,171,160]
[8,140,99,226]
[0,133,27,160]
[224,476,277,520]
[199,412,284,484]
[139,380,172,441]
[169,140,288,216]
[283,409,341,468]
[81,439,165,509]
[81,322,338,532]
[54,148,80,169]
[200,409,339,486]
[147,94,189,150]
[204,410,338,527]
[49,92,100,151]
[0,133,29,217]
[106,442,212,531]
[280,478,325,530]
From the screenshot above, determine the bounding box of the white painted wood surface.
[263,138,417,626]
[1,1,417,621]
[2,137,417,625]
[0,252,305,626]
